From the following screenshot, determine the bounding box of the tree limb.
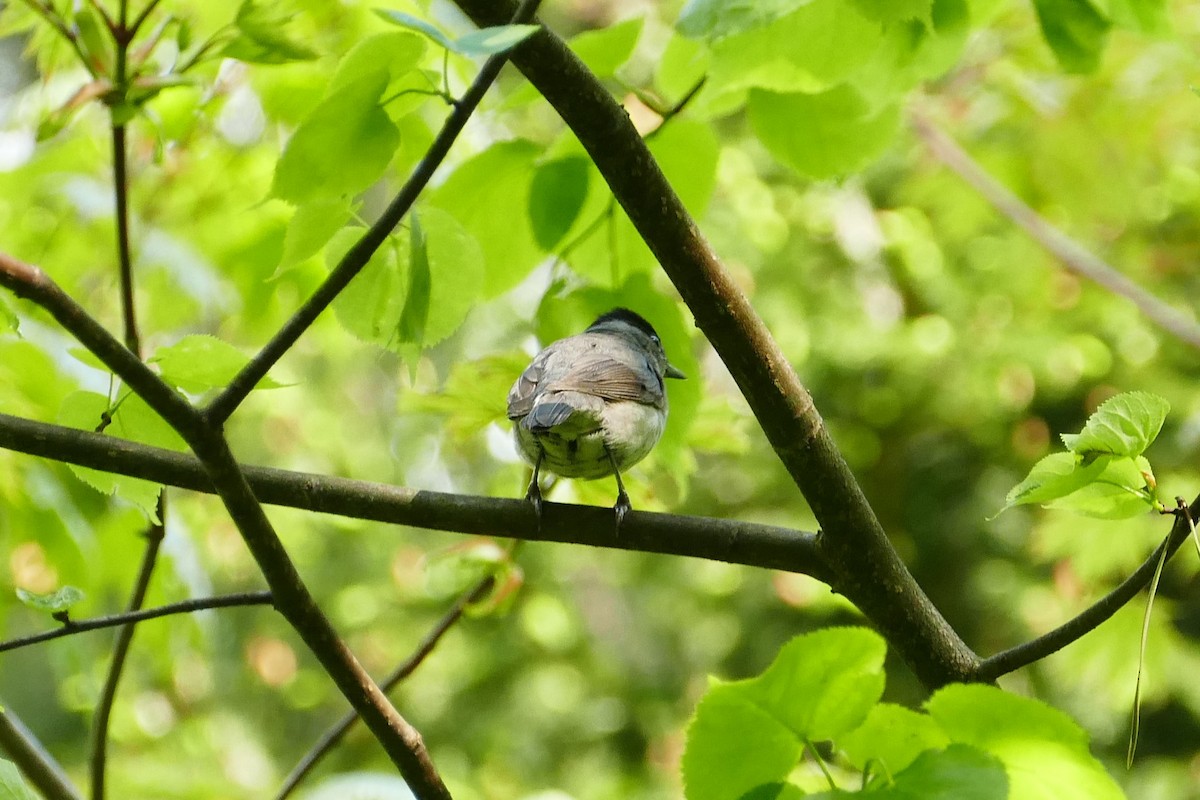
[448,0,979,688]
[0,592,274,653]
[910,111,1200,351]
[975,496,1200,681]
[0,708,82,800]
[0,411,831,581]
[0,254,452,799]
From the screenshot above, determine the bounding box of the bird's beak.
[665,362,686,380]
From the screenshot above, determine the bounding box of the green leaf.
[374,9,457,51]
[1000,452,1112,512]
[1060,391,1169,458]
[849,0,935,24]
[453,25,539,58]
[0,759,39,800]
[882,744,1008,799]
[709,0,884,95]
[841,703,950,773]
[676,0,813,41]
[56,391,184,520]
[152,334,284,393]
[1106,0,1170,34]
[271,70,400,204]
[528,156,591,250]
[927,684,1126,799]
[16,585,84,613]
[329,209,482,350]
[374,10,537,57]
[1047,456,1158,519]
[683,628,886,800]
[427,140,543,296]
[569,18,644,77]
[279,198,358,271]
[396,211,430,346]
[1032,0,1111,73]
[328,31,428,95]
[683,687,803,800]
[224,0,319,64]
[330,226,407,344]
[748,85,900,179]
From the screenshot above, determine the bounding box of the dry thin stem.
[911,111,1200,351]
[0,592,273,653]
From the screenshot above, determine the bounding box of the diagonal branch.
[910,111,1200,351]
[0,592,274,654]
[275,577,495,800]
[0,253,451,799]
[448,0,978,688]
[203,0,544,425]
[0,411,831,580]
[0,708,81,800]
[975,496,1200,681]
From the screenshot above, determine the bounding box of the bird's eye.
[650,334,660,345]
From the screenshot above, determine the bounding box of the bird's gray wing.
[506,351,546,420]
[549,354,662,405]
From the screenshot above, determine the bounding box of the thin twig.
[128,0,164,39]
[0,410,831,581]
[204,0,546,425]
[911,111,1200,351]
[0,592,274,653]
[275,577,495,800]
[0,708,82,800]
[975,494,1199,682]
[17,0,95,76]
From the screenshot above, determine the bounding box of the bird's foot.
[525,481,543,532]
[613,489,632,535]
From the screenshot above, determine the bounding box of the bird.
[507,308,686,530]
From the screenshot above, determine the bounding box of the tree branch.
[975,496,1200,681]
[0,254,452,799]
[0,592,274,654]
[203,0,544,425]
[0,411,831,580]
[448,0,979,688]
[275,577,495,800]
[910,111,1200,351]
[0,707,82,800]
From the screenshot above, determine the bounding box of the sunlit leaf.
[0,759,39,800]
[1032,0,1111,73]
[152,334,285,393]
[16,585,84,613]
[224,0,319,63]
[1060,391,1169,459]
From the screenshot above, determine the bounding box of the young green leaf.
[278,198,358,271]
[1060,391,1169,459]
[224,0,319,64]
[0,298,18,334]
[74,7,115,76]
[0,759,39,800]
[271,70,400,204]
[999,452,1112,513]
[748,85,900,179]
[452,25,539,58]
[16,585,84,614]
[396,211,430,347]
[568,17,644,77]
[1046,456,1158,519]
[374,9,457,51]
[528,156,591,250]
[152,334,285,393]
[840,703,950,774]
[1032,0,1111,73]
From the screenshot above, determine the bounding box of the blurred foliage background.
[0,0,1199,797]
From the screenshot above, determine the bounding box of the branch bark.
[0,592,274,654]
[0,411,830,580]
[0,254,452,799]
[0,708,81,800]
[449,0,979,688]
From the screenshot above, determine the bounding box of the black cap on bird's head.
[587,307,686,379]
[587,307,659,339]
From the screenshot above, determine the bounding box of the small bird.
[507,308,685,529]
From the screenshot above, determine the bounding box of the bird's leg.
[605,447,631,533]
[525,449,544,530]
